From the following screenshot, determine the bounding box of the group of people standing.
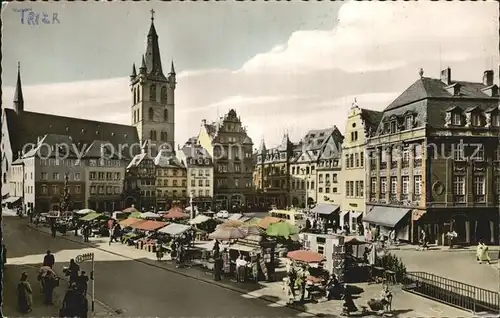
[212,240,260,282]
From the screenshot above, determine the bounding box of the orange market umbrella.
[123,207,138,213]
[163,206,189,219]
[287,250,324,263]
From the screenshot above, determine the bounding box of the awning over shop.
[311,203,340,216]
[132,220,168,231]
[239,216,252,222]
[80,212,104,222]
[2,196,21,204]
[350,211,363,219]
[229,244,258,253]
[362,206,411,228]
[158,223,191,236]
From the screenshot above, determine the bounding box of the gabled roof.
[127,153,149,169]
[4,109,139,161]
[181,145,212,167]
[154,150,184,168]
[464,105,481,113]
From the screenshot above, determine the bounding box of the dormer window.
[451,113,461,125]
[390,121,397,134]
[471,114,481,126]
[405,116,413,130]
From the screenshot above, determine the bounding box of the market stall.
[158,223,191,237]
[140,212,162,220]
[163,207,189,220]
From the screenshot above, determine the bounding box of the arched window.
[137,87,141,102]
[150,84,156,102]
[133,88,136,104]
[163,109,168,122]
[148,107,154,120]
[161,86,167,104]
[160,131,167,141]
[150,130,157,141]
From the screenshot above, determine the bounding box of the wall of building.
[23,157,35,209]
[187,166,213,198]
[85,160,125,211]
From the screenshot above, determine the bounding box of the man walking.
[43,250,55,268]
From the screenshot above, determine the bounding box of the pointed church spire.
[140,55,147,73]
[170,60,176,75]
[14,61,24,114]
[259,138,266,153]
[130,63,137,79]
[144,9,164,78]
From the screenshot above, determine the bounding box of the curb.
[27,224,329,317]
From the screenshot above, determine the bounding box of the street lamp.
[301,167,309,212]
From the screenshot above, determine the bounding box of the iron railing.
[402,271,499,313]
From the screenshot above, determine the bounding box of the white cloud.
[3,1,498,147]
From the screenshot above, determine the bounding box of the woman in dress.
[18,272,33,313]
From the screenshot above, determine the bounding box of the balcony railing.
[389,194,397,202]
[402,161,410,168]
[414,158,422,167]
[391,161,398,169]
[474,195,486,203]
[380,162,387,169]
[401,194,409,201]
[413,194,421,201]
[370,163,376,170]
[454,195,466,203]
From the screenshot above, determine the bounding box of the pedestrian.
[283,276,295,304]
[84,224,91,242]
[342,285,358,316]
[51,223,57,238]
[69,259,80,284]
[170,239,177,261]
[478,241,491,264]
[43,250,55,268]
[298,265,309,301]
[156,244,164,261]
[76,271,89,295]
[222,249,230,277]
[43,271,57,305]
[420,229,428,250]
[17,272,33,313]
[236,255,247,282]
[60,284,79,317]
[251,258,259,283]
[213,239,220,259]
[213,255,222,281]
[344,222,350,235]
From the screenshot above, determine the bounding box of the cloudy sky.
[2,1,498,147]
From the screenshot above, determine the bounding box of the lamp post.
[301,167,309,213]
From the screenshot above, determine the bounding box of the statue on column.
[60,173,71,213]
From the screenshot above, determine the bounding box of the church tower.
[14,62,24,114]
[130,9,176,155]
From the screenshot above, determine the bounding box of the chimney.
[483,70,494,86]
[440,67,451,85]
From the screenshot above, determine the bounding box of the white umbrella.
[76,209,95,215]
[208,227,248,240]
[140,212,161,219]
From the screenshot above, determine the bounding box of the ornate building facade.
[289,127,344,208]
[365,68,499,245]
[253,134,293,209]
[198,109,254,212]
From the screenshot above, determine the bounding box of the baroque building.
[340,99,382,233]
[253,134,293,209]
[364,68,499,245]
[130,11,176,154]
[198,109,254,212]
[289,127,344,208]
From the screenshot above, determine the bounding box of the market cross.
[75,252,94,263]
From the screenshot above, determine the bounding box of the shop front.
[363,205,412,241]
